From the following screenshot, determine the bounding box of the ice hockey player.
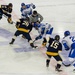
[29,10,43,27]
[62,30,75,72]
[42,35,63,72]
[33,23,53,42]
[0,3,13,24]
[20,3,36,19]
[9,17,37,48]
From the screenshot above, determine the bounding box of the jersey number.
[70,36,75,42]
[50,41,59,49]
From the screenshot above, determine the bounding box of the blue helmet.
[21,3,25,6]
[64,31,70,37]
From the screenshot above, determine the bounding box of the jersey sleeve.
[58,43,62,51]
[62,40,70,50]
[38,13,43,22]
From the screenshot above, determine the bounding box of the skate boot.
[73,69,75,72]
[55,66,62,72]
[73,64,75,72]
[9,38,15,44]
[46,59,50,67]
[30,43,38,49]
[55,64,62,72]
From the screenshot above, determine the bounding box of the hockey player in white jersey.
[20,3,36,19]
[62,30,75,71]
[33,23,53,42]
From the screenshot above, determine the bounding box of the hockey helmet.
[64,31,70,37]
[55,35,60,41]
[33,10,37,15]
[25,17,30,22]
[8,3,13,7]
[21,3,25,6]
[32,5,36,9]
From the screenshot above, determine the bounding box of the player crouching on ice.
[9,17,37,48]
[62,30,75,72]
[0,3,13,24]
[33,23,53,42]
[20,3,36,19]
[42,35,63,72]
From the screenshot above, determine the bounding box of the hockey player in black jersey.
[9,17,37,48]
[0,3,13,24]
[42,35,63,72]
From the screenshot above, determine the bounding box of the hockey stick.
[62,62,71,67]
[62,59,75,67]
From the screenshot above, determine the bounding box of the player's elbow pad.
[63,43,69,50]
[35,35,42,40]
[46,27,53,35]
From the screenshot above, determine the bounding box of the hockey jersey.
[16,18,33,33]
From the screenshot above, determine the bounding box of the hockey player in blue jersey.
[62,30,75,71]
[20,3,36,19]
[33,23,53,42]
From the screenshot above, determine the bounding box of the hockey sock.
[46,59,50,67]
[9,38,15,44]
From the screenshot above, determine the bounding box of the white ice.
[0,0,75,75]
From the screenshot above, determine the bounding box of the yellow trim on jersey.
[18,28,29,33]
[46,52,58,56]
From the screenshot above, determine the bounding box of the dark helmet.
[64,31,70,37]
[33,10,37,15]
[8,3,13,7]
[21,3,25,6]
[32,5,36,9]
[55,35,60,41]
[25,17,30,22]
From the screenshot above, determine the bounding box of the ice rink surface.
[0,0,75,75]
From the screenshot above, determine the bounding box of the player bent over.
[33,23,53,42]
[0,3,13,24]
[62,30,75,72]
[42,35,63,72]
[29,10,43,27]
[9,17,37,48]
[20,3,36,19]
